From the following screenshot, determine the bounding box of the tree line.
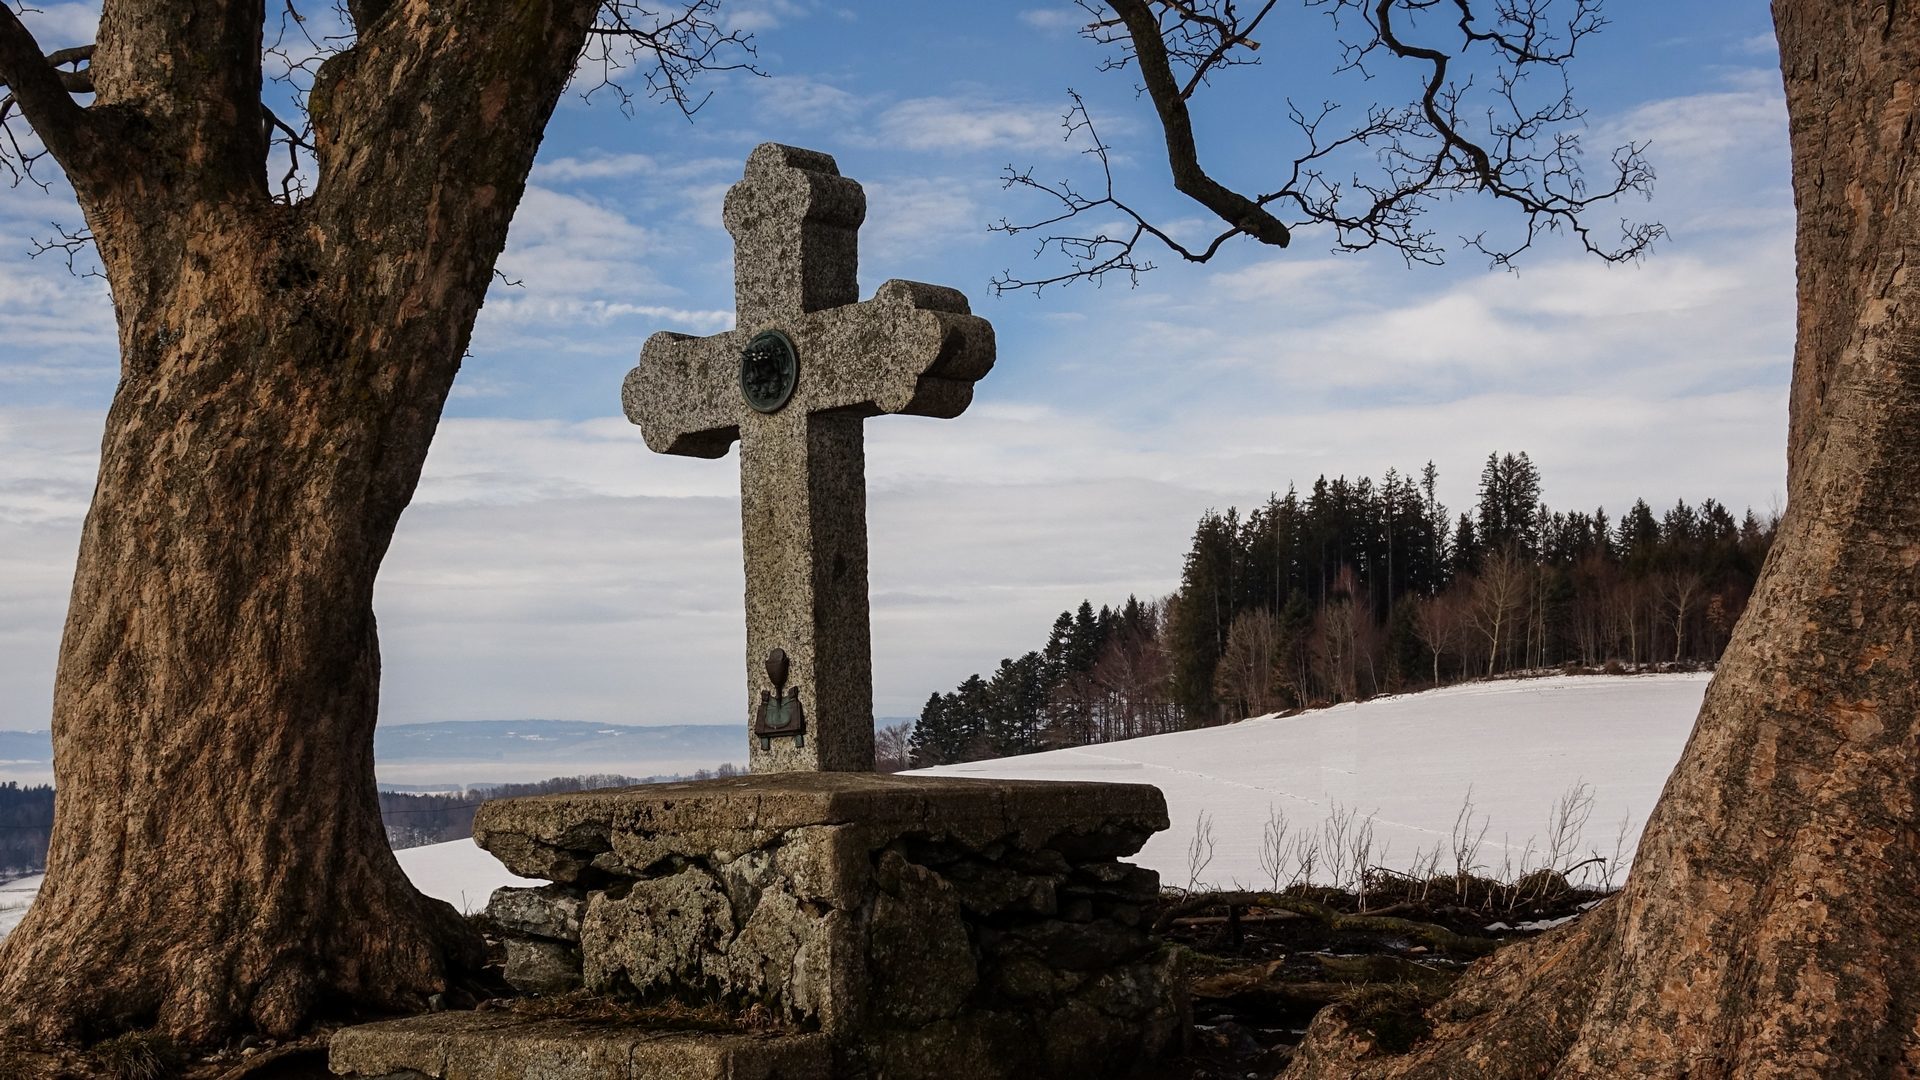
[0,770,749,873]
[910,452,1776,767]
[378,766,740,849]
[0,783,53,876]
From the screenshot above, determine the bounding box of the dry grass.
[1336,979,1447,1055]
[86,1031,182,1080]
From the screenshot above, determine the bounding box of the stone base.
[407,773,1184,1078]
[329,1012,830,1079]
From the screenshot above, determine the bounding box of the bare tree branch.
[579,0,762,118]
[996,0,1662,292]
[1108,0,1292,244]
[0,7,92,183]
[992,91,1251,293]
[27,220,100,278]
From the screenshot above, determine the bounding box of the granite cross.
[622,143,996,773]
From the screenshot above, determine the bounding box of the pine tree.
[1164,510,1243,724]
[908,692,951,767]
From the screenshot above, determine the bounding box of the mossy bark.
[0,0,602,1046]
[1289,3,1920,1075]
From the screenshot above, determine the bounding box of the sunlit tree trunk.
[0,0,602,1045]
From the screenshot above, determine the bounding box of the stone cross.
[622,144,996,773]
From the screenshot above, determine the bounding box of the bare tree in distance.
[1412,591,1464,687]
[1465,547,1528,678]
[1214,607,1282,718]
[0,0,755,1049]
[992,0,1662,292]
[1656,567,1707,662]
[874,722,914,774]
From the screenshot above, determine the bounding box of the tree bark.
[0,0,601,1046]
[1288,3,1920,1076]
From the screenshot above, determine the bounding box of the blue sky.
[0,1,1790,732]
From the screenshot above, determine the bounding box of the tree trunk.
[0,0,600,1046]
[0,237,488,1044]
[1288,3,1920,1075]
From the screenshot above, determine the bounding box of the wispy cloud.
[861,175,991,264]
[18,3,98,48]
[723,0,812,32]
[750,74,865,128]
[1018,7,1085,31]
[871,95,1076,154]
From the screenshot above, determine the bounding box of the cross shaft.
[622,144,995,772]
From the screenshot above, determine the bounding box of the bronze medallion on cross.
[622,143,997,773]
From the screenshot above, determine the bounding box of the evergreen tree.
[909,692,953,767]
[1617,498,1662,572]
[1070,600,1102,673]
[1164,509,1243,724]
[1451,513,1481,578]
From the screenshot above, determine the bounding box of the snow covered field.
[0,841,531,943]
[921,673,1708,891]
[0,873,42,939]
[0,674,1707,940]
[395,838,540,915]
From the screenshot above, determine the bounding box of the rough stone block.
[502,938,582,996]
[486,885,584,942]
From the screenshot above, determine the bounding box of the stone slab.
[329,1012,831,1080]
[475,772,1169,884]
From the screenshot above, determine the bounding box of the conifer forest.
[909,452,1776,767]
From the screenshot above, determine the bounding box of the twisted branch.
[994,0,1661,292]
[0,9,92,186]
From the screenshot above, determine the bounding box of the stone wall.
[474,774,1186,1078]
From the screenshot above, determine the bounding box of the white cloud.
[860,175,990,264]
[1018,8,1085,31]
[872,96,1075,154]
[1597,78,1786,176]
[750,75,864,128]
[478,298,732,334]
[534,153,661,183]
[723,0,810,32]
[473,185,733,338]
[20,3,98,49]
[0,263,115,381]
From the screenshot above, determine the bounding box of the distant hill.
[0,732,50,784]
[0,721,746,788]
[372,719,742,786]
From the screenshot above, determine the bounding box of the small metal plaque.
[740,329,799,413]
[755,647,807,750]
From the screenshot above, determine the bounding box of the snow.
[393,839,541,915]
[918,673,1708,891]
[0,841,532,942]
[0,874,43,938]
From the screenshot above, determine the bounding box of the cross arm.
[622,329,744,458]
[796,279,997,420]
